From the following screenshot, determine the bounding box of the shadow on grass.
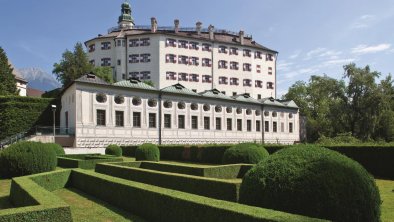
[0,196,13,210]
[56,187,146,222]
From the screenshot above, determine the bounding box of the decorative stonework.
[132,96,142,106]
[190,103,198,110]
[164,100,172,108]
[178,101,186,109]
[226,107,232,113]
[215,105,222,113]
[255,110,261,116]
[96,93,107,103]
[236,107,242,114]
[148,98,157,107]
[114,95,125,104]
[203,104,210,111]
[246,109,252,115]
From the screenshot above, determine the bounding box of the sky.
[1,0,393,97]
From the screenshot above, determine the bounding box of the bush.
[239,145,381,221]
[120,145,138,157]
[222,143,269,164]
[105,144,122,156]
[0,141,57,178]
[136,143,160,161]
[45,143,65,155]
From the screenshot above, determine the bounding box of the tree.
[0,47,17,95]
[143,80,155,87]
[53,43,94,86]
[93,67,114,84]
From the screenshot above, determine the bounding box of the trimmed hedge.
[120,145,138,157]
[45,143,65,156]
[112,161,253,179]
[136,143,160,161]
[95,162,241,202]
[240,145,381,222]
[0,141,57,178]
[222,143,269,164]
[0,170,72,221]
[57,154,123,169]
[72,169,325,222]
[105,144,122,156]
[0,96,59,140]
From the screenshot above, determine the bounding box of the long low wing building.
[60,74,299,148]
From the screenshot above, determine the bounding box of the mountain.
[16,68,61,92]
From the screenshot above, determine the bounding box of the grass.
[376,179,394,222]
[0,179,13,209]
[53,188,146,222]
[121,156,217,167]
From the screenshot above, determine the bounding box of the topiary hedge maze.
[135,143,160,161]
[0,141,57,178]
[57,154,123,169]
[222,143,269,164]
[239,145,381,222]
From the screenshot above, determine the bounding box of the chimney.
[151,17,158,33]
[208,25,214,40]
[174,19,180,33]
[239,30,244,45]
[196,21,202,35]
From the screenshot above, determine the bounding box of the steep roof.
[114,78,156,90]
[75,73,110,85]
[198,89,231,100]
[232,93,260,104]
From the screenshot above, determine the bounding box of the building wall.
[86,33,276,99]
[62,82,298,148]
[16,81,27,96]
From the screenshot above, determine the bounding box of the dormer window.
[218,46,228,54]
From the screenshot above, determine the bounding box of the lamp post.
[51,105,56,141]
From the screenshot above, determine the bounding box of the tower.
[118,1,134,29]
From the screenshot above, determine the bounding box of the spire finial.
[118,1,134,29]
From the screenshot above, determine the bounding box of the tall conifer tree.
[0,47,17,95]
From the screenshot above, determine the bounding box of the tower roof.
[118,1,134,27]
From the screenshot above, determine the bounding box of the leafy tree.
[143,80,155,87]
[0,47,17,95]
[53,43,94,86]
[93,67,114,84]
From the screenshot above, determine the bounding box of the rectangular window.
[202,43,212,52]
[230,61,239,70]
[243,49,251,57]
[178,55,188,65]
[140,71,151,80]
[140,53,151,63]
[165,54,177,63]
[117,59,121,66]
[149,113,156,128]
[227,118,232,131]
[230,47,238,55]
[129,54,139,63]
[178,73,188,81]
[101,42,111,50]
[268,67,273,75]
[189,42,199,50]
[289,122,293,133]
[237,119,242,131]
[256,64,261,73]
[204,117,210,130]
[202,75,212,83]
[243,63,252,72]
[202,58,212,67]
[88,44,95,52]
[255,80,263,88]
[230,78,239,86]
[100,58,111,66]
[255,51,262,59]
[258,94,261,99]
[89,60,95,65]
[243,79,252,87]
[266,53,274,61]
[189,74,199,82]
[273,121,277,132]
[115,111,124,127]
[281,122,284,132]
[267,82,274,89]
[166,38,176,47]
[178,40,188,48]
[164,114,171,128]
[129,39,139,47]
[178,115,185,129]
[218,60,228,69]
[247,120,252,132]
[129,72,139,79]
[189,57,199,66]
[265,121,269,132]
[218,45,228,54]
[256,120,261,132]
[191,116,198,129]
[133,112,141,128]
[219,76,228,85]
[97,110,106,126]
[140,38,150,46]
[216,118,221,130]
[166,71,177,80]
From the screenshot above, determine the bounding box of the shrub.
[222,143,269,164]
[120,145,138,157]
[45,143,65,155]
[239,145,381,222]
[105,144,122,156]
[136,143,160,161]
[0,141,57,178]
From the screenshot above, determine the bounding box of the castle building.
[60,2,299,148]
[85,2,278,100]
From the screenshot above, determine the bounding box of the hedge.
[222,143,269,164]
[71,169,325,222]
[136,143,160,161]
[158,144,232,163]
[105,144,122,156]
[57,154,123,169]
[0,96,60,140]
[112,161,253,179]
[95,162,241,202]
[0,170,72,222]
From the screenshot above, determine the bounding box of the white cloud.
[289,50,301,59]
[277,62,294,71]
[351,14,376,29]
[351,44,391,54]
[323,58,356,65]
[318,50,342,58]
[306,47,326,58]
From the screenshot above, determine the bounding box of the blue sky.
[1,0,393,96]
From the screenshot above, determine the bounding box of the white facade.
[60,75,299,148]
[85,3,277,100]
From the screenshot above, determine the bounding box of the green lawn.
[0,179,13,210]
[376,179,394,222]
[53,188,146,222]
